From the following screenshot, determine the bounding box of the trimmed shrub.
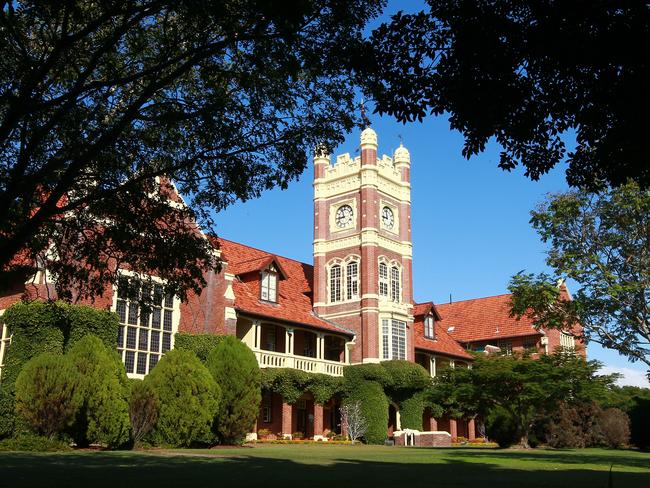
[400,393,425,430]
[66,336,130,448]
[147,349,220,447]
[381,360,431,399]
[129,379,159,447]
[598,408,630,448]
[206,337,261,445]
[14,352,82,439]
[2,301,66,392]
[0,433,71,452]
[345,381,388,445]
[486,408,519,448]
[174,333,226,362]
[65,305,119,352]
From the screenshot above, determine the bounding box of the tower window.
[424,315,435,339]
[381,319,407,360]
[261,269,277,302]
[330,264,342,302]
[379,262,388,298]
[346,261,359,299]
[390,266,400,302]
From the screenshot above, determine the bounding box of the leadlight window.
[346,261,359,300]
[390,266,400,302]
[261,269,277,302]
[330,264,342,303]
[381,319,407,360]
[379,262,389,298]
[424,315,435,339]
[115,276,177,377]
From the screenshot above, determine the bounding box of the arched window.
[378,262,389,298]
[346,261,359,299]
[330,264,342,303]
[390,265,400,302]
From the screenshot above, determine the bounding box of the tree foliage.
[206,337,260,445]
[0,0,383,300]
[509,183,650,369]
[128,379,159,447]
[146,349,220,447]
[14,352,82,439]
[363,1,650,189]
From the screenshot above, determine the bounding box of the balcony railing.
[254,350,345,376]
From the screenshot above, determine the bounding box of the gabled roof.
[214,238,353,336]
[435,293,542,343]
[413,302,472,360]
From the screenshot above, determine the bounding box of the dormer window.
[261,266,278,302]
[424,315,435,339]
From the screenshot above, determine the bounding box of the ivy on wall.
[174,332,226,363]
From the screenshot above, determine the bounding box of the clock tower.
[313,128,414,363]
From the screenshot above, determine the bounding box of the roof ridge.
[215,236,313,269]
[436,292,512,306]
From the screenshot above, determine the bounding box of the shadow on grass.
[447,447,650,470]
[0,451,649,488]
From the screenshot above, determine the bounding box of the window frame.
[390,265,401,302]
[381,318,407,360]
[424,315,435,339]
[378,262,389,298]
[329,263,342,303]
[345,260,359,300]
[113,272,179,379]
[260,267,278,302]
[560,332,575,350]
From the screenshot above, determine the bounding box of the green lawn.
[2,445,649,488]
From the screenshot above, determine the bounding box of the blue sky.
[211,1,649,387]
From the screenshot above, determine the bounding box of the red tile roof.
[215,238,353,336]
[413,303,472,360]
[435,294,542,343]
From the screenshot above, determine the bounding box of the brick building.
[0,128,583,442]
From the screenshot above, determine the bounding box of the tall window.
[381,318,407,360]
[424,315,435,339]
[379,262,389,298]
[0,319,11,382]
[560,332,575,350]
[261,269,277,302]
[390,266,400,302]
[330,264,342,302]
[346,261,359,299]
[115,276,177,377]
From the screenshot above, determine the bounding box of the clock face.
[382,206,395,229]
[335,205,354,228]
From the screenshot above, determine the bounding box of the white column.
[286,328,294,355]
[254,320,262,350]
[450,359,455,369]
[430,356,436,378]
[317,333,325,359]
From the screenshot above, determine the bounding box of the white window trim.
[380,317,407,360]
[379,257,402,303]
[424,315,435,339]
[112,270,180,379]
[327,256,361,304]
[261,267,278,302]
[560,331,576,350]
[0,309,11,382]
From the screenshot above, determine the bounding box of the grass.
[1,445,649,488]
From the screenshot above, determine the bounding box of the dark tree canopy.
[363,0,650,189]
[0,0,383,300]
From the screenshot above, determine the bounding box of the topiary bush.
[66,335,130,448]
[344,381,388,445]
[14,352,82,439]
[147,349,220,447]
[129,379,159,447]
[206,336,261,445]
[174,333,226,362]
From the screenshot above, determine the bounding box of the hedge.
[260,368,344,405]
[174,332,226,362]
[65,305,119,352]
[399,392,425,430]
